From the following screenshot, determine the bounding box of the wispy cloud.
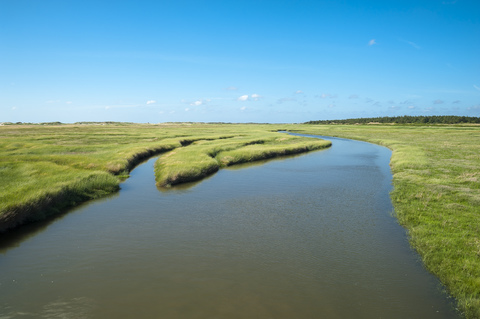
[433,99,444,104]
[295,90,304,94]
[146,100,156,105]
[467,104,480,112]
[400,39,421,49]
[251,94,262,101]
[237,95,249,101]
[474,85,480,91]
[182,98,211,106]
[349,94,359,99]
[224,86,238,91]
[452,100,461,104]
[368,39,376,46]
[277,97,296,104]
[105,104,139,110]
[316,93,336,99]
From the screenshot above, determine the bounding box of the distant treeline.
[305,115,480,125]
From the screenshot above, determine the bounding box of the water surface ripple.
[0,134,458,318]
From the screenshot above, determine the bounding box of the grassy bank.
[154,132,331,187]
[287,124,480,318]
[0,123,329,231]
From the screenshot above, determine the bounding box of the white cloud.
[66,101,72,104]
[11,106,16,110]
[225,86,238,91]
[474,85,480,91]
[251,94,262,101]
[237,95,249,101]
[191,100,203,106]
[368,39,376,46]
[408,105,416,109]
[185,108,190,112]
[240,106,247,111]
[146,100,156,105]
[295,90,304,94]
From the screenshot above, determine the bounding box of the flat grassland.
[0,123,329,232]
[1,122,478,317]
[287,124,480,319]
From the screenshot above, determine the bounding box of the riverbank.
[154,134,330,187]
[0,123,329,232]
[287,124,480,319]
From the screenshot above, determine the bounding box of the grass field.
[287,124,480,319]
[0,123,330,231]
[1,122,478,317]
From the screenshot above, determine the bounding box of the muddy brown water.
[0,134,459,318]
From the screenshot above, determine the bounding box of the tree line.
[305,115,480,125]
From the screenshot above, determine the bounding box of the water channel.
[0,134,458,318]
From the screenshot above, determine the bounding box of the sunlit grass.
[0,123,330,230]
[287,124,480,319]
[154,132,331,187]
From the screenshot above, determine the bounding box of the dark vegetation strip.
[305,115,480,125]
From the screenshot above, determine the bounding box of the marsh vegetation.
[1,122,478,317]
[0,123,330,231]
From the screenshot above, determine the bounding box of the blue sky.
[1,0,479,123]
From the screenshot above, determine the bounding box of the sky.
[1,0,479,123]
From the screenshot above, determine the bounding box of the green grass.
[286,124,480,319]
[0,123,330,230]
[2,122,478,317]
[154,132,331,187]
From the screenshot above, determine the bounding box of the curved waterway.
[0,134,458,318]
